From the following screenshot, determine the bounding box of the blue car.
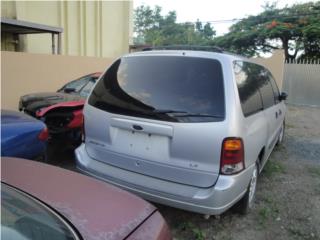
[1,110,48,160]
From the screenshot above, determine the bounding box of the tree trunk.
[281,37,297,62]
[281,37,290,62]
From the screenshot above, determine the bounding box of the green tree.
[134,5,216,46]
[212,1,320,60]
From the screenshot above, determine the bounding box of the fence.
[283,60,320,107]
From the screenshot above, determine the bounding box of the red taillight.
[38,127,49,141]
[220,138,244,175]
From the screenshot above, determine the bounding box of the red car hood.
[36,99,85,117]
[1,157,156,240]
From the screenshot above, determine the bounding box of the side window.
[256,66,275,109]
[267,72,280,104]
[233,61,263,117]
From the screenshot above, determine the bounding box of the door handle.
[275,111,278,118]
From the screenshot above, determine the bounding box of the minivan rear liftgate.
[85,53,226,188]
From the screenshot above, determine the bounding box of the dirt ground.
[48,105,320,240]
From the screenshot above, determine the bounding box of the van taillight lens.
[38,127,49,141]
[220,138,244,175]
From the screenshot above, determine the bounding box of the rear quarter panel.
[228,57,269,170]
[242,113,268,169]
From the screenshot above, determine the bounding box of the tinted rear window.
[268,72,280,104]
[89,56,225,122]
[233,61,263,117]
[258,70,276,109]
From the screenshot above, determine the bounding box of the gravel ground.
[48,104,320,240]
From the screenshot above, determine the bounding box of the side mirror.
[279,92,288,101]
[64,87,76,93]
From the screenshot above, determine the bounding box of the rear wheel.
[234,163,258,214]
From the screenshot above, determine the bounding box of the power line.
[176,12,320,25]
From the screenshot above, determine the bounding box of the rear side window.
[233,61,263,117]
[257,67,275,109]
[89,56,225,122]
[234,61,279,116]
[268,73,280,104]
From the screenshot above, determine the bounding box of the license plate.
[111,128,169,161]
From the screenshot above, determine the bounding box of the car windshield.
[89,55,225,122]
[59,76,91,93]
[58,75,97,97]
[1,183,78,240]
[79,79,96,97]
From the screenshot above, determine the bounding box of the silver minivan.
[75,48,286,215]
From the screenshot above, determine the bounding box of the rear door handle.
[132,124,143,131]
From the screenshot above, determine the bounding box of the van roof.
[142,45,224,53]
[143,45,247,58]
[127,48,247,62]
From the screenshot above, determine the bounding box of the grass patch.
[263,160,286,178]
[192,227,206,240]
[287,226,312,239]
[308,166,320,178]
[258,207,270,226]
[256,196,280,226]
[178,222,206,240]
[314,184,320,195]
[286,123,296,129]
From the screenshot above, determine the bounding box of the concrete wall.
[252,50,285,90]
[1,1,133,58]
[1,51,114,110]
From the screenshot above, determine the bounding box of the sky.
[133,0,315,36]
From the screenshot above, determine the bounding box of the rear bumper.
[75,144,254,215]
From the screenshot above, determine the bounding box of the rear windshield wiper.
[152,109,188,114]
[171,113,224,118]
[152,109,223,119]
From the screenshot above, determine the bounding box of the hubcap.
[248,166,258,206]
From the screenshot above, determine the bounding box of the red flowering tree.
[213,2,320,60]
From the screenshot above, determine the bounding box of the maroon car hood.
[1,157,156,240]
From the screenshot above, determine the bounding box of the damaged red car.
[19,72,101,141]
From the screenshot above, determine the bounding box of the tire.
[276,120,285,146]
[234,163,258,215]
